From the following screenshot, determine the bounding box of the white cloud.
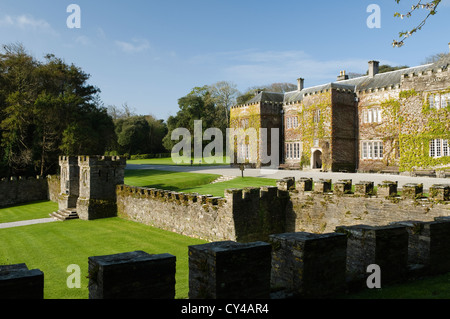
[115,38,150,53]
[191,49,393,88]
[75,35,90,46]
[0,14,57,35]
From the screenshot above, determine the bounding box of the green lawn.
[127,156,230,166]
[124,169,278,198]
[181,177,278,197]
[0,200,58,224]
[0,217,207,299]
[124,169,221,190]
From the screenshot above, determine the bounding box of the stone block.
[0,264,44,299]
[277,177,295,191]
[377,181,398,197]
[429,184,450,201]
[314,179,332,193]
[393,219,450,274]
[335,224,408,285]
[334,179,352,195]
[88,251,176,299]
[402,183,423,199]
[296,178,313,192]
[269,232,347,298]
[354,181,374,196]
[188,241,271,299]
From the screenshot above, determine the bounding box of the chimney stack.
[337,70,349,81]
[368,61,379,78]
[297,78,304,91]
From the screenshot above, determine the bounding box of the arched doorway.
[312,150,322,169]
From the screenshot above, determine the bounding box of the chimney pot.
[297,78,304,91]
[368,60,380,77]
[337,70,349,81]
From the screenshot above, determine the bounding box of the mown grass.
[0,200,58,223]
[2,169,450,299]
[127,156,230,166]
[181,177,278,197]
[0,217,207,299]
[124,169,221,190]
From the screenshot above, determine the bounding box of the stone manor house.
[229,45,450,173]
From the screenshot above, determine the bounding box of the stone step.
[211,176,237,184]
[50,208,79,221]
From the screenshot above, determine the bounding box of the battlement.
[59,156,78,165]
[116,185,226,207]
[78,155,127,166]
[277,176,450,202]
[224,186,284,204]
[0,175,46,183]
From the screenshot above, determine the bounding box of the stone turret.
[76,156,126,220]
[58,156,80,210]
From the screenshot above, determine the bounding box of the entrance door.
[313,150,322,169]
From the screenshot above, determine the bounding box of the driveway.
[126,164,449,191]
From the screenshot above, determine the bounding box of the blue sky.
[1,0,449,120]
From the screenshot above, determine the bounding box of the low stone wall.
[0,176,49,208]
[0,175,61,208]
[116,178,449,243]
[116,184,288,243]
[4,217,450,299]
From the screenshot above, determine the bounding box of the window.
[285,142,301,160]
[362,108,382,124]
[429,93,450,110]
[286,116,298,129]
[430,139,449,158]
[361,141,384,159]
[240,118,249,128]
[238,143,250,161]
[313,110,321,123]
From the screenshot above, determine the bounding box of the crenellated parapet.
[116,185,226,208]
[278,176,450,202]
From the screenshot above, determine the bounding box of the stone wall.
[116,177,449,243]
[5,216,450,299]
[0,176,50,208]
[116,184,288,243]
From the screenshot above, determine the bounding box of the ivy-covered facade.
[230,54,450,172]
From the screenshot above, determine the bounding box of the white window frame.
[430,139,449,158]
[361,141,384,160]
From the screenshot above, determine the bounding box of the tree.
[163,86,217,153]
[393,0,442,47]
[236,82,296,105]
[0,43,115,176]
[209,81,239,126]
[365,64,409,75]
[422,52,450,64]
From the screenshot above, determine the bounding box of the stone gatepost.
[0,264,44,299]
[88,251,176,299]
[58,156,80,210]
[188,241,272,299]
[392,219,450,275]
[335,224,409,287]
[77,155,126,220]
[269,232,347,298]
